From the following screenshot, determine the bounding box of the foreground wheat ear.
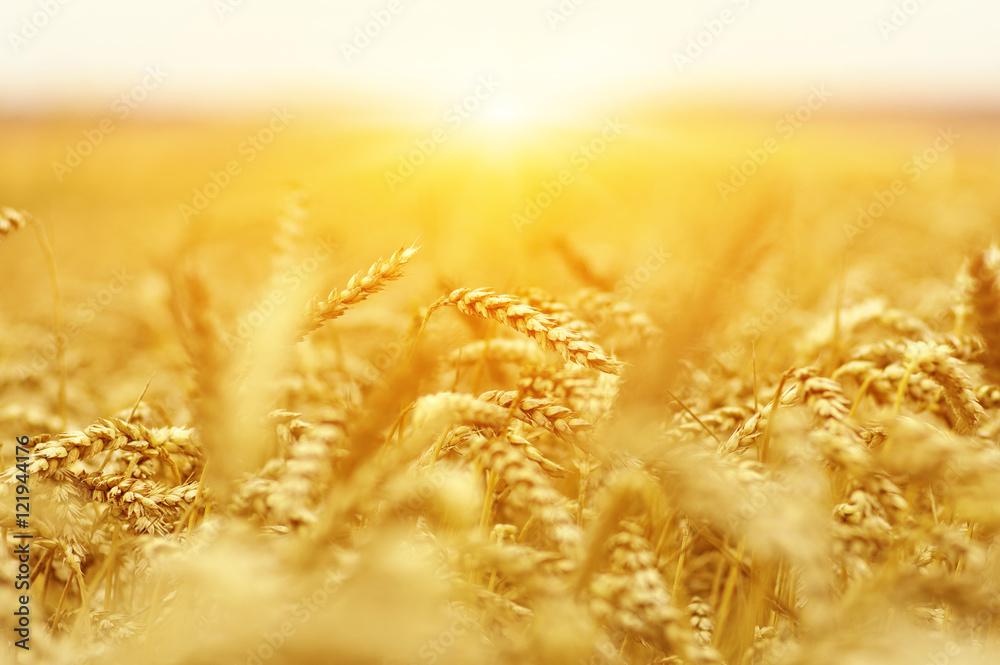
[298,243,419,340]
[424,287,624,375]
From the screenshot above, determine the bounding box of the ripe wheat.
[5,191,1000,665]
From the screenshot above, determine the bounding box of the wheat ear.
[425,287,623,375]
[590,521,724,664]
[902,341,986,434]
[468,433,582,556]
[80,473,202,535]
[299,244,418,340]
[478,390,592,440]
[26,418,200,478]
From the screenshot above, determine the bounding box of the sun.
[480,100,528,126]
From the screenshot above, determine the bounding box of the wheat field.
[3,110,1000,665]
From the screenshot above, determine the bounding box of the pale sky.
[1,0,997,116]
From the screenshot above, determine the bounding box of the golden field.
[2,104,1000,664]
